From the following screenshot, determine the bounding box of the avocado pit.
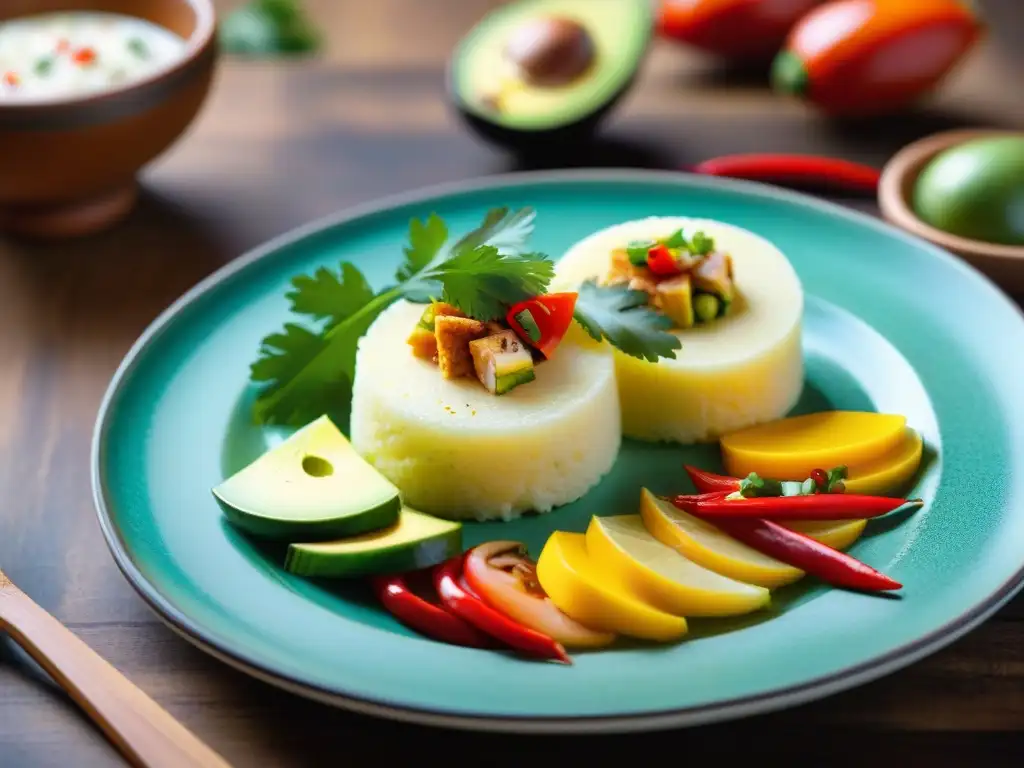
[504,16,595,88]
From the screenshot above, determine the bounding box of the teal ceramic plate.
[92,170,1024,733]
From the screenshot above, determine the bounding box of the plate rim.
[91,168,1024,733]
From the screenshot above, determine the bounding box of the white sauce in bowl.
[0,11,187,102]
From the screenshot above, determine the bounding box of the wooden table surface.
[3,1,1024,765]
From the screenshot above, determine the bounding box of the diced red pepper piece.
[433,556,571,663]
[56,39,71,54]
[371,573,494,648]
[3,72,20,88]
[646,243,683,276]
[506,292,578,359]
[72,47,97,65]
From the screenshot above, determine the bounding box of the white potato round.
[350,300,621,521]
[553,217,804,444]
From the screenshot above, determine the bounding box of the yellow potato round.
[554,217,804,444]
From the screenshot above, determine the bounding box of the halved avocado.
[213,415,401,541]
[448,0,654,151]
[285,506,462,578]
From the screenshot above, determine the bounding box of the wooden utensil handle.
[0,581,231,768]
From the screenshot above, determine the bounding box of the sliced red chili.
[371,573,493,648]
[669,492,922,520]
[703,516,901,592]
[433,556,570,663]
[506,292,578,359]
[645,243,683,276]
[683,465,740,494]
[690,154,881,195]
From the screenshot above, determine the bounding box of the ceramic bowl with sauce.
[0,1,217,238]
[879,129,1024,294]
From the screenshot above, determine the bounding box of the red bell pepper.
[507,292,578,359]
[645,243,684,276]
[433,556,571,663]
[670,492,923,520]
[699,516,902,591]
[371,573,493,648]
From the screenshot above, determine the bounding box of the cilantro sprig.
[572,280,682,363]
[249,207,549,425]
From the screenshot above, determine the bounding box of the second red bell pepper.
[507,292,578,359]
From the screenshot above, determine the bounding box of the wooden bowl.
[0,1,217,238]
[879,128,1024,295]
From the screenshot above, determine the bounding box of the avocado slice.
[470,330,536,394]
[448,0,654,151]
[285,506,462,578]
[213,415,401,540]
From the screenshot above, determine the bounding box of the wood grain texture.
[1,0,1023,765]
[0,572,230,768]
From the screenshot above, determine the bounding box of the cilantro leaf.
[451,207,536,256]
[572,280,681,363]
[220,0,321,57]
[287,262,374,328]
[427,246,554,322]
[397,213,447,283]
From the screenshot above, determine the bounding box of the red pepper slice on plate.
[464,542,615,649]
[507,292,578,359]
[371,573,493,648]
[645,243,683,276]
[72,47,97,66]
[669,491,921,520]
[683,465,742,494]
[698,516,901,591]
[433,556,570,663]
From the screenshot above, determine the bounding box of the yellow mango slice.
[721,411,907,480]
[536,532,688,642]
[844,428,924,496]
[640,489,803,588]
[782,519,867,550]
[585,515,770,617]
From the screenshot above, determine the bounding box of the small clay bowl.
[879,128,1024,294]
[0,0,217,239]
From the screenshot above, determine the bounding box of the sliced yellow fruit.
[585,515,770,617]
[639,488,803,588]
[721,411,907,480]
[781,519,867,550]
[536,532,688,642]
[844,428,924,495]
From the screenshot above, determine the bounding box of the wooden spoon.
[0,569,231,768]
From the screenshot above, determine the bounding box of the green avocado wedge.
[285,506,462,578]
[213,415,400,540]
[448,0,653,151]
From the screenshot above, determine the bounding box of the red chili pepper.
[683,465,740,494]
[689,154,881,195]
[810,468,829,491]
[670,492,921,520]
[645,243,683,276]
[371,573,493,648]
[433,557,570,663]
[707,516,901,591]
[72,47,97,65]
[506,292,577,359]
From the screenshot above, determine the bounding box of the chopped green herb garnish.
[515,309,542,343]
[690,231,715,255]
[34,57,54,76]
[626,239,655,266]
[739,467,849,498]
[572,281,682,363]
[127,37,150,59]
[663,229,688,249]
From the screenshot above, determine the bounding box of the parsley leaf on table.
[572,280,682,363]
[249,207,543,426]
[220,0,321,57]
